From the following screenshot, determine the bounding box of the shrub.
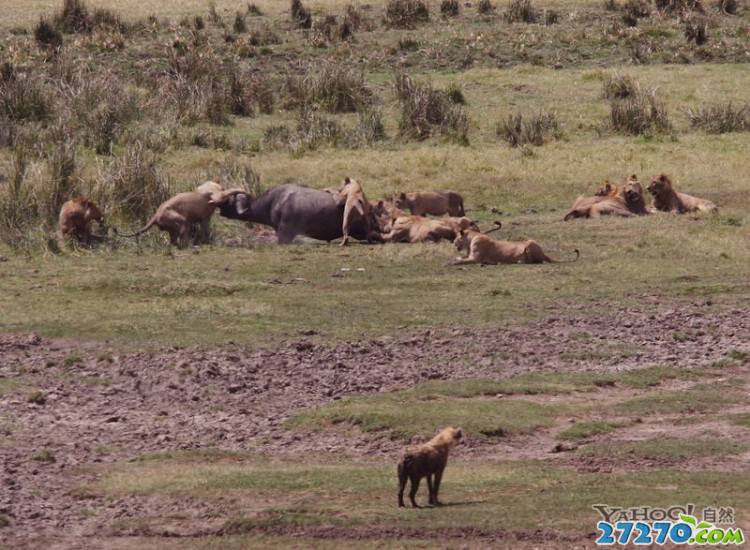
[384,0,430,28]
[654,0,706,12]
[227,67,275,116]
[604,0,620,9]
[684,15,709,43]
[0,71,52,122]
[602,73,640,99]
[441,0,461,17]
[91,8,128,33]
[97,141,171,224]
[609,88,671,135]
[55,0,92,33]
[233,12,248,33]
[687,102,750,133]
[263,124,293,150]
[0,141,38,247]
[248,24,282,46]
[214,156,262,196]
[478,0,497,13]
[497,111,561,146]
[293,107,344,151]
[247,3,263,16]
[348,109,387,147]
[208,2,223,26]
[285,62,372,113]
[34,17,63,49]
[445,83,466,104]
[505,0,539,22]
[34,127,81,227]
[194,15,205,30]
[395,74,469,144]
[343,4,364,31]
[291,0,313,29]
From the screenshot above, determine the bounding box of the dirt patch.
[1,302,749,545]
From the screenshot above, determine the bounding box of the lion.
[57,197,104,246]
[398,426,463,508]
[647,174,717,213]
[394,191,465,217]
[451,229,579,265]
[564,175,648,220]
[370,199,406,232]
[336,177,374,246]
[384,215,478,244]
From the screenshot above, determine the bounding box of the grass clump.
[384,0,430,28]
[688,102,750,133]
[441,0,461,17]
[291,0,312,29]
[34,16,64,49]
[684,15,709,44]
[612,380,745,417]
[395,73,469,144]
[97,142,171,224]
[478,0,497,13]
[601,73,640,100]
[27,390,47,405]
[505,0,539,23]
[609,86,671,135]
[655,0,706,13]
[497,111,561,147]
[32,449,56,463]
[285,62,372,114]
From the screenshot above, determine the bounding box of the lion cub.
[398,427,462,508]
[57,197,104,246]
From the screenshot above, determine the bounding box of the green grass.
[730,413,750,428]
[611,379,748,417]
[579,438,749,461]
[88,453,750,536]
[558,420,624,441]
[287,390,566,439]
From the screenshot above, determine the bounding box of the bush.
[208,2,223,26]
[654,0,705,12]
[97,141,171,224]
[293,107,344,151]
[228,67,275,116]
[445,83,466,104]
[609,87,671,135]
[248,24,282,46]
[285,62,372,113]
[194,15,205,30]
[34,127,81,227]
[0,71,52,122]
[247,4,263,16]
[34,17,63,49]
[687,102,750,133]
[497,111,561,146]
[441,0,461,17]
[684,15,709,44]
[214,156,262,196]
[0,142,38,248]
[343,4,364,31]
[55,0,92,33]
[291,0,313,29]
[478,0,497,13]
[505,0,539,22]
[384,0,430,28]
[395,74,469,144]
[348,109,387,147]
[602,73,640,99]
[233,12,248,34]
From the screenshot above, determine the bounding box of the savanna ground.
[1,0,750,548]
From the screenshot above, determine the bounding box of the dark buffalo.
[216,184,382,244]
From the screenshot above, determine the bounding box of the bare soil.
[1,300,749,547]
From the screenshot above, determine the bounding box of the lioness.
[384,215,478,243]
[394,191,465,217]
[451,229,579,265]
[647,174,717,213]
[336,177,373,246]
